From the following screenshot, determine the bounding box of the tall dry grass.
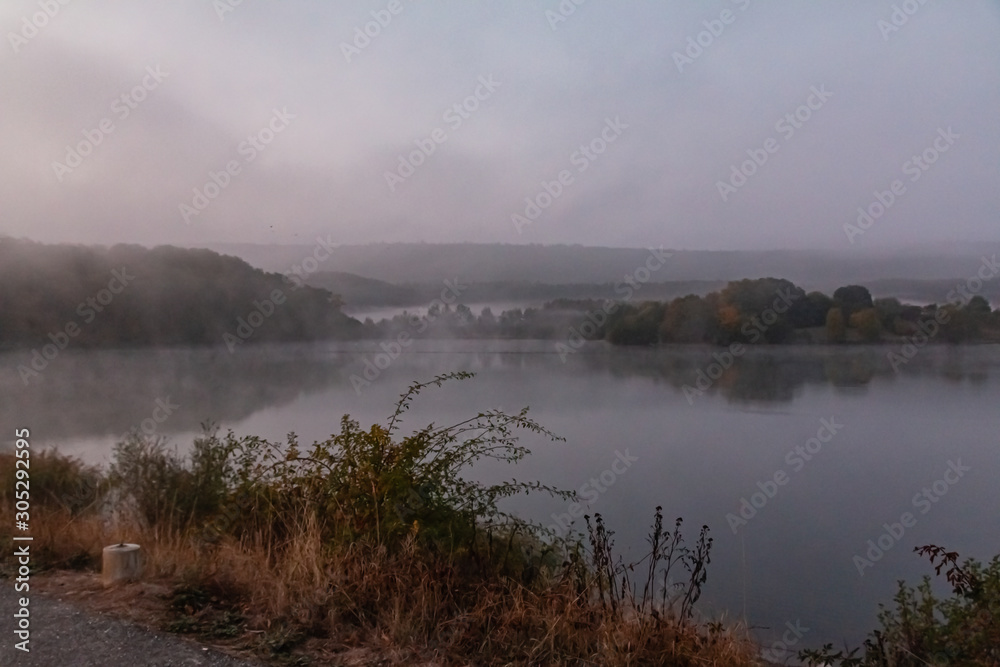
[0,492,763,665]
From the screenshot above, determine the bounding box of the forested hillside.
[0,238,361,350]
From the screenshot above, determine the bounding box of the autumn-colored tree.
[717,304,742,335]
[826,307,846,343]
[849,307,882,342]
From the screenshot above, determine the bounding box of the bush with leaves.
[108,431,232,530]
[800,545,1000,666]
[1,450,104,516]
[173,372,572,557]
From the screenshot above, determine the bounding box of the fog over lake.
[7,341,999,652]
[6,0,1000,661]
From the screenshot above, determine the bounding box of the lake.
[4,339,999,656]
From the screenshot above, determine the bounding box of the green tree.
[718,278,805,343]
[874,297,903,331]
[963,296,992,338]
[606,301,666,345]
[938,305,973,343]
[791,291,834,329]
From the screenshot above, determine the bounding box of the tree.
[716,304,742,339]
[455,303,474,325]
[606,301,666,345]
[832,285,874,321]
[791,291,834,329]
[826,307,846,343]
[874,297,903,331]
[939,305,973,343]
[849,308,882,342]
[659,294,719,343]
[718,278,805,343]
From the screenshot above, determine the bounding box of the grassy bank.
[3,373,996,665]
[1,373,761,666]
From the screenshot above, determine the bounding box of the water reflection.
[4,342,998,442]
[1,344,353,441]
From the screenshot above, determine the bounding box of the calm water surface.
[5,340,999,653]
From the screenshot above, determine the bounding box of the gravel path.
[0,585,260,667]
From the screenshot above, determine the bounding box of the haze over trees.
[0,238,360,351]
[4,240,998,353]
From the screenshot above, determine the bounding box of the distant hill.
[204,242,1000,292]
[865,278,1000,305]
[307,275,728,308]
[306,271,421,307]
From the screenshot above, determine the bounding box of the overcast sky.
[2,0,998,251]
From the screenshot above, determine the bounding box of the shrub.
[1,450,103,516]
[108,430,231,530]
[800,545,1000,666]
[187,372,573,555]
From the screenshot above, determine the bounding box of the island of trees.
[369,277,1000,347]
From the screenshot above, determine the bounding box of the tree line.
[369,278,1000,346]
[4,240,996,351]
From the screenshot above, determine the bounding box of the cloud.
[1,0,998,250]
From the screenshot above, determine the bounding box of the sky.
[1,0,998,251]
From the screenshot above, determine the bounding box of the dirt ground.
[0,570,261,666]
[1,570,443,666]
